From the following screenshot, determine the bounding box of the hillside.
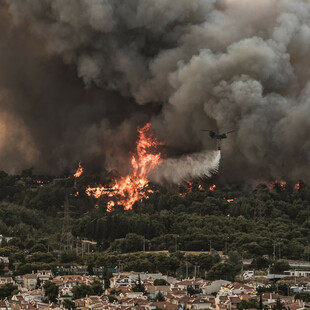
[0,170,309,277]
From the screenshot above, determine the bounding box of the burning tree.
[85,123,162,211]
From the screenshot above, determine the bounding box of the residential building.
[22,274,37,290]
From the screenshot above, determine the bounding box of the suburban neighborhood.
[0,266,309,310]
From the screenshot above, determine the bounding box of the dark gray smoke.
[1,0,310,182]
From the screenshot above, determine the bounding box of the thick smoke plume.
[1,0,310,183]
[151,151,221,184]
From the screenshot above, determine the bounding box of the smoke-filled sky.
[1,0,310,182]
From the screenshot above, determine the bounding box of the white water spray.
[151,150,221,184]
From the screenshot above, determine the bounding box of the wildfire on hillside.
[74,162,83,178]
[178,180,216,197]
[269,180,287,191]
[85,123,163,211]
[268,180,301,192]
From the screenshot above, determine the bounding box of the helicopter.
[201,130,235,140]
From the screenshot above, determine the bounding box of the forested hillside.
[0,170,309,276]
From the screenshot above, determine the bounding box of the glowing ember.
[178,181,215,197]
[209,184,216,191]
[74,162,84,178]
[269,180,287,191]
[86,123,162,211]
[294,183,300,191]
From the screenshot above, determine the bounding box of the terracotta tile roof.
[150,302,178,310]
[0,300,6,307]
[229,297,241,303]
[147,285,171,292]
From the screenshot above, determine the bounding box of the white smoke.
[151,151,221,184]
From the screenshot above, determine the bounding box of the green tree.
[63,299,76,309]
[238,298,260,309]
[43,281,58,302]
[187,286,201,297]
[132,275,145,293]
[0,283,18,299]
[251,257,270,270]
[154,292,165,301]
[270,261,290,274]
[154,279,169,286]
[207,262,237,281]
[72,283,93,300]
[36,278,41,289]
[0,262,5,276]
[60,251,78,263]
[272,298,286,310]
[90,279,104,296]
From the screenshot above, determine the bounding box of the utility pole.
[61,196,73,251]
[186,262,189,279]
[273,242,277,261]
[225,239,228,255]
[118,259,121,273]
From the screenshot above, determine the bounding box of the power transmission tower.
[60,196,74,251]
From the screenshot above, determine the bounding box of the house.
[219,282,255,296]
[170,288,187,298]
[27,289,44,302]
[176,279,204,291]
[202,280,230,295]
[284,270,310,277]
[52,275,96,289]
[169,295,191,309]
[0,277,15,286]
[37,270,52,284]
[52,265,88,276]
[0,300,10,310]
[188,297,213,309]
[124,292,146,299]
[227,296,241,309]
[110,274,135,289]
[215,295,228,307]
[146,286,171,299]
[22,274,37,290]
[150,301,179,310]
[0,257,10,275]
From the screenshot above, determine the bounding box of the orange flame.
[178,181,214,197]
[209,184,216,191]
[269,180,287,191]
[85,123,162,211]
[74,162,84,178]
